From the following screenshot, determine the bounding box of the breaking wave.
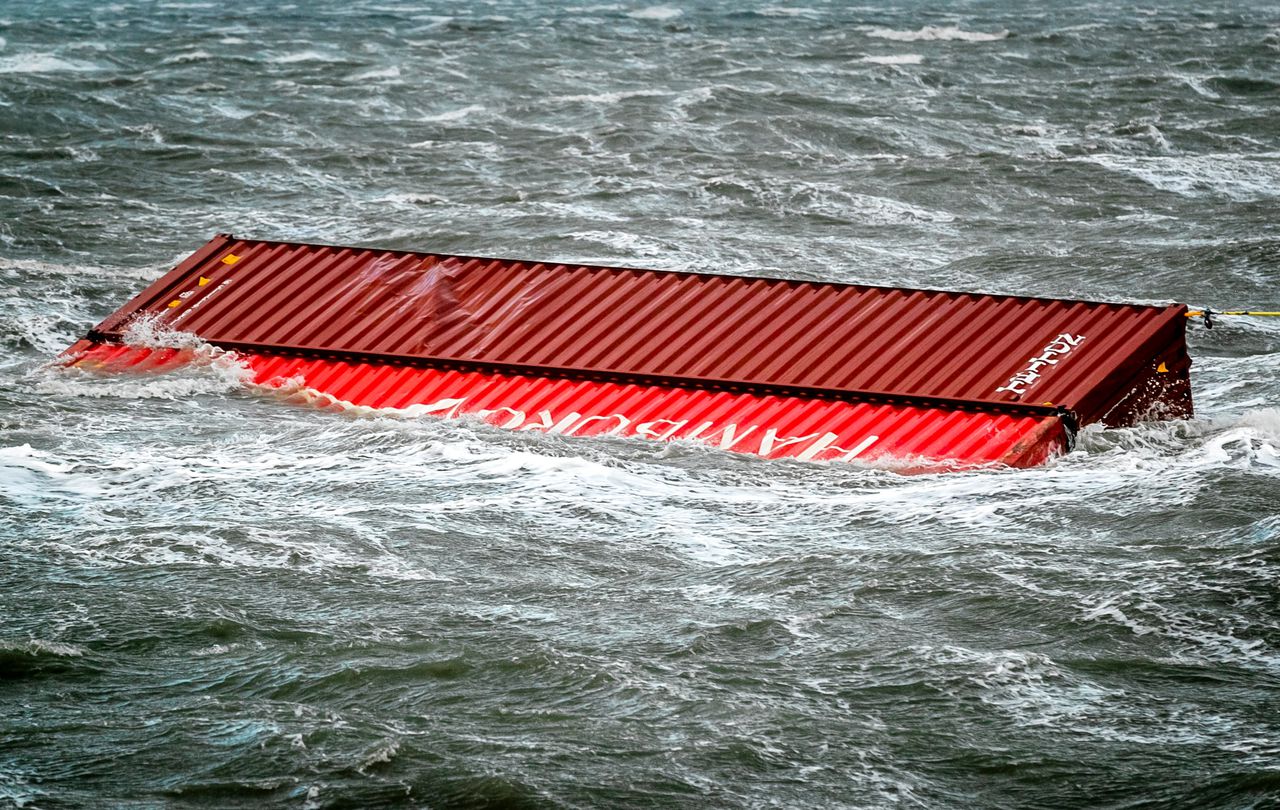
[861,54,924,65]
[1075,154,1280,201]
[862,25,1010,42]
[627,6,683,21]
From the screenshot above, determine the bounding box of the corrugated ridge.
[87,235,1189,427]
[66,342,1067,467]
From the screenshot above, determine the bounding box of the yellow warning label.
[198,276,212,286]
[1157,362,1168,373]
[167,300,182,308]
[222,254,240,265]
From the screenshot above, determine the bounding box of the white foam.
[37,316,253,399]
[36,355,252,401]
[160,50,213,65]
[0,444,77,479]
[1075,154,1280,202]
[25,639,87,657]
[860,54,924,65]
[758,7,821,17]
[372,191,448,205]
[863,25,1009,42]
[121,313,210,352]
[557,89,673,104]
[0,444,102,505]
[420,104,483,123]
[209,102,253,120]
[628,5,682,20]
[272,50,340,64]
[0,255,162,283]
[566,229,669,257]
[358,739,401,772]
[0,53,100,74]
[351,66,401,81]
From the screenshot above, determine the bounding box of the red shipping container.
[63,234,1193,468]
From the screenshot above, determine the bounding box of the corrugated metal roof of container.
[91,234,1190,427]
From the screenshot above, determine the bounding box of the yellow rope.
[1185,310,1280,317]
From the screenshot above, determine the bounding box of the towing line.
[1185,309,1280,329]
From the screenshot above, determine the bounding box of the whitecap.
[0,53,100,74]
[371,192,448,206]
[1075,154,1280,202]
[350,65,401,81]
[556,88,673,104]
[758,7,821,17]
[160,50,213,65]
[419,104,483,123]
[863,25,1009,42]
[25,639,87,657]
[209,102,253,120]
[846,192,955,224]
[860,54,924,65]
[628,6,682,21]
[358,739,401,772]
[271,50,340,64]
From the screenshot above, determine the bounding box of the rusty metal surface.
[85,234,1192,427]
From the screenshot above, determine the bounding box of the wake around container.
[63,234,1193,468]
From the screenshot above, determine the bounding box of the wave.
[1076,154,1280,202]
[627,6,682,21]
[0,53,101,74]
[159,50,214,65]
[863,25,1009,42]
[121,313,213,352]
[0,639,91,679]
[419,104,484,123]
[350,66,401,81]
[556,89,674,104]
[270,50,344,64]
[756,7,821,18]
[860,54,924,65]
[33,358,252,401]
[34,316,252,399]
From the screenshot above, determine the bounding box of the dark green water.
[2,2,1279,807]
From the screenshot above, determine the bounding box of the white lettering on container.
[996,333,1086,396]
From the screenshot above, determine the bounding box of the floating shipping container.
[64,234,1193,468]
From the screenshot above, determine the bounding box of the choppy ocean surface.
[2,1,1279,807]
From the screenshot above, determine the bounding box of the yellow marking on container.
[1157,362,1168,373]
[198,276,213,286]
[167,299,182,308]
[222,254,240,265]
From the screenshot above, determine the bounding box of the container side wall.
[65,343,1065,468]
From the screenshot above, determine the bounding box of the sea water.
[1,2,1278,807]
